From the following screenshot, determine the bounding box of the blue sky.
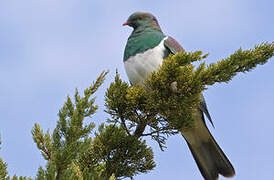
[0,0,273,179]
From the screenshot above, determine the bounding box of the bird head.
[123,12,161,31]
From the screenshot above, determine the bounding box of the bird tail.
[181,116,235,180]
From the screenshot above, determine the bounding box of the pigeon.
[123,12,235,180]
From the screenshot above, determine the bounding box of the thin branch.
[120,116,131,136]
[141,130,159,136]
[55,168,61,180]
[133,110,147,137]
[41,144,51,160]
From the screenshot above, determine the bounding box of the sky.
[0,0,273,179]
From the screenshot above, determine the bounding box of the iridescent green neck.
[123,27,165,61]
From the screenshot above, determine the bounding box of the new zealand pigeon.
[123,12,235,180]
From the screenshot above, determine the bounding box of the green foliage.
[31,124,51,161]
[30,71,154,180]
[83,124,155,179]
[76,123,155,179]
[105,42,274,149]
[32,71,120,180]
[0,42,273,179]
[200,42,274,84]
[105,73,175,150]
[0,158,8,180]
[146,42,274,131]
[9,175,32,180]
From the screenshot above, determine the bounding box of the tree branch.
[120,116,131,136]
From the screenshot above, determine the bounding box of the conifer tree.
[0,42,273,179]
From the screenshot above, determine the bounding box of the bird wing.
[164,36,214,127]
[199,94,214,127]
[164,36,185,54]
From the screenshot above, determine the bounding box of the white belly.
[124,37,167,85]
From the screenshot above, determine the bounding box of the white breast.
[124,37,167,85]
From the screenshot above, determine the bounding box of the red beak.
[122,21,130,26]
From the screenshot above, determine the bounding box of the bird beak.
[122,21,130,26]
